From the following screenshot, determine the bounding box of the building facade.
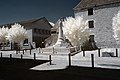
[74,0,120,48]
[0,17,52,50]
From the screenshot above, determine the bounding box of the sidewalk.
[1,49,120,71]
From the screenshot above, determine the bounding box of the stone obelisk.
[53,18,65,47]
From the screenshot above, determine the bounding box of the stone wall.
[75,6,120,48]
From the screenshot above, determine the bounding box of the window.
[45,30,47,34]
[34,28,37,32]
[46,30,48,34]
[6,42,10,47]
[36,29,39,33]
[89,35,94,42]
[48,30,51,34]
[88,21,94,28]
[42,30,45,34]
[51,31,56,34]
[39,29,42,34]
[46,30,50,35]
[88,8,93,15]
[23,39,28,44]
[38,29,40,34]
[49,31,51,34]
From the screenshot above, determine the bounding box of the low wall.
[42,47,80,54]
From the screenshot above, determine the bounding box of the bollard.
[16,50,18,54]
[116,48,118,57]
[10,54,12,61]
[23,49,24,54]
[98,49,101,57]
[39,47,41,53]
[30,49,31,55]
[1,52,2,59]
[41,48,43,53]
[34,53,36,61]
[49,55,52,65]
[83,51,85,57]
[53,47,54,54]
[21,54,23,60]
[68,54,71,66]
[91,54,94,68]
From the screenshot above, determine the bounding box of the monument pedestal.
[53,18,66,47]
[42,18,79,55]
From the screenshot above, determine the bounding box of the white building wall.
[27,29,33,43]
[21,29,36,49]
[75,6,120,48]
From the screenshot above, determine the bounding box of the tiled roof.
[0,17,52,28]
[74,0,120,12]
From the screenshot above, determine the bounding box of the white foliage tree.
[0,26,9,43]
[6,23,27,49]
[0,26,9,49]
[62,16,89,47]
[113,11,120,44]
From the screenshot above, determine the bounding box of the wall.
[21,29,34,49]
[32,20,51,47]
[75,6,120,48]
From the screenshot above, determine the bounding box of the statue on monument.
[53,17,72,47]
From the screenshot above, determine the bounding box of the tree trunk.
[3,43,5,50]
[18,43,20,53]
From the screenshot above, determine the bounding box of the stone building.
[45,19,60,47]
[74,0,120,48]
[0,17,52,50]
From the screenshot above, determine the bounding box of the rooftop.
[0,17,52,28]
[74,0,120,12]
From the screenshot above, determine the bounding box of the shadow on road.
[0,58,120,80]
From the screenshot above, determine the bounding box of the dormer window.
[88,8,93,15]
